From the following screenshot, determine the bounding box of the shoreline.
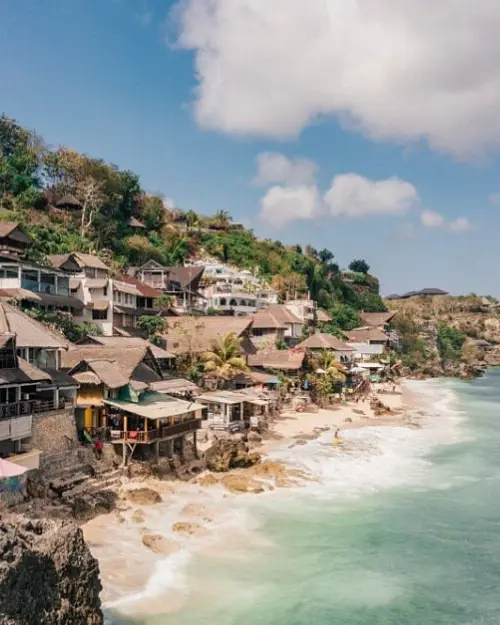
[84,381,416,620]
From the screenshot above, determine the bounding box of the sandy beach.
[83,381,412,619]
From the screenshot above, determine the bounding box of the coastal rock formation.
[0,516,103,625]
[142,534,180,555]
[219,474,266,494]
[205,439,261,472]
[124,487,162,506]
[131,509,146,523]
[171,521,207,536]
[194,473,219,487]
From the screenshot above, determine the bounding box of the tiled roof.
[316,309,332,323]
[296,333,352,351]
[115,274,163,298]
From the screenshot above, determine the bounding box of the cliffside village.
[0,222,399,505]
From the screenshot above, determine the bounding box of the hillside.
[0,114,386,325]
[387,295,500,378]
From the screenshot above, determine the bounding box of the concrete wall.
[29,408,79,454]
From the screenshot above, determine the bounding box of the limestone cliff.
[387,295,500,378]
[0,516,103,625]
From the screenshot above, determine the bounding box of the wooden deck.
[110,418,202,444]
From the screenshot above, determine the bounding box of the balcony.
[0,398,67,420]
[110,418,202,444]
[21,279,69,297]
[0,415,32,441]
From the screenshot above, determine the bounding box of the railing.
[20,279,69,297]
[0,398,66,420]
[112,418,202,443]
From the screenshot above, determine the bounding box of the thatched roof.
[343,328,389,343]
[62,345,159,385]
[316,309,332,323]
[150,378,200,395]
[252,305,302,330]
[162,316,253,355]
[0,302,67,349]
[360,312,396,327]
[296,333,352,351]
[83,336,175,360]
[49,252,109,272]
[55,194,82,209]
[248,350,305,371]
[128,216,146,229]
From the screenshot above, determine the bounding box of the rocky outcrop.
[123,487,162,505]
[171,521,207,536]
[0,516,103,625]
[205,439,261,473]
[142,534,180,555]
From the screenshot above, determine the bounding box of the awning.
[35,292,84,310]
[114,306,136,315]
[150,378,199,394]
[358,363,384,370]
[0,457,28,477]
[113,282,141,296]
[72,371,101,385]
[86,279,108,289]
[103,395,204,421]
[88,301,109,311]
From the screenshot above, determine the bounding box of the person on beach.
[333,428,341,444]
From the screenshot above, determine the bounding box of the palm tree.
[185,210,199,229]
[313,350,346,382]
[202,332,249,383]
[213,210,232,230]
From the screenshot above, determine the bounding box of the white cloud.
[421,209,445,228]
[259,185,321,228]
[421,210,472,233]
[449,217,472,232]
[173,0,500,157]
[489,193,500,206]
[254,153,317,187]
[324,174,418,218]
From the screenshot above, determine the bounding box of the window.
[92,310,107,320]
[253,328,264,337]
[0,267,19,279]
[220,298,227,306]
[103,286,107,296]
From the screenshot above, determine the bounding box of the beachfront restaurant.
[197,390,269,431]
[102,392,204,465]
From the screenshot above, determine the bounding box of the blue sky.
[1,0,499,296]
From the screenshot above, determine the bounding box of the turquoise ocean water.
[108,371,500,625]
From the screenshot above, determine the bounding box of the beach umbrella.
[0,458,28,478]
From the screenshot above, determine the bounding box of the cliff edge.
[0,516,103,625]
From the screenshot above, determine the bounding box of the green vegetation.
[19,307,103,343]
[202,332,249,383]
[136,315,167,346]
[0,114,387,333]
[437,323,466,364]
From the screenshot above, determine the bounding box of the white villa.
[189,260,278,315]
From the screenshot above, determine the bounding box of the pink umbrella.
[0,457,28,478]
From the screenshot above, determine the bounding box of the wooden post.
[193,430,198,459]
[144,418,148,432]
[123,415,128,440]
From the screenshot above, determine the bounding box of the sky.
[1,0,500,296]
